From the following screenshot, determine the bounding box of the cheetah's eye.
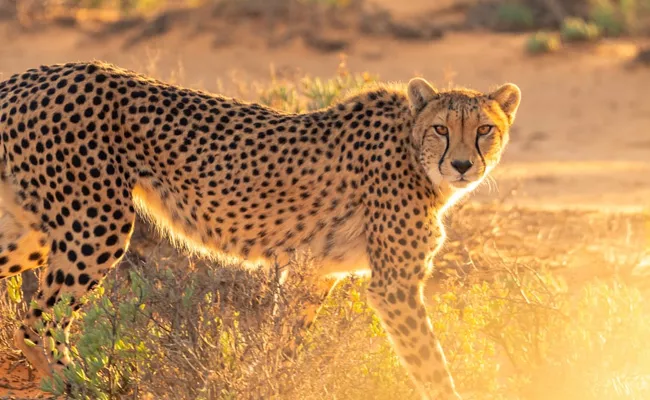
[477,125,494,136]
[433,125,448,136]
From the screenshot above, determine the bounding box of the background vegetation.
[3,0,650,53]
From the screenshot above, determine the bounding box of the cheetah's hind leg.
[0,208,51,376]
[0,173,49,280]
[0,210,49,279]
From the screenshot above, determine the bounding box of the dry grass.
[0,284,25,355]
[33,203,650,400]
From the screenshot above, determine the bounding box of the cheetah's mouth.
[448,176,478,189]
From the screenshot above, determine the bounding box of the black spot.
[96,252,111,265]
[78,273,90,285]
[81,244,94,256]
[93,226,107,236]
[121,223,132,234]
[419,345,430,361]
[55,269,65,284]
[105,235,118,246]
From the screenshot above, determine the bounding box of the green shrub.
[590,1,626,36]
[561,17,601,42]
[39,254,420,400]
[495,3,535,31]
[526,32,561,54]
[41,274,154,398]
[587,0,650,36]
[257,64,378,113]
[300,71,378,111]
[37,250,650,400]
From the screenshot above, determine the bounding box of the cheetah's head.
[407,78,521,193]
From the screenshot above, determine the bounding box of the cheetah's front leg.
[364,202,461,399]
[14,201,136,380]
[366,275,461,400]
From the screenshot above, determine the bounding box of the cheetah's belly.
[132,181,371,276]
[308,206,370,278]
[317,236,370,278]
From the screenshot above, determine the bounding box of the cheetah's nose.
[451,159,473,175]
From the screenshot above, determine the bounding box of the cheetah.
[0,61,520,400]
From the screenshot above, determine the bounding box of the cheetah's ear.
[407,78,438,114]
[488,83,521,124]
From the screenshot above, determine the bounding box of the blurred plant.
[590,0,626,36]
[258,58,378,113]
[495,2,535,31]
[525,31,561,54]
[82,0,106,9]
[588,0,649,36]
[516,280,650,400]
[300,71,376,111]
[258,82,302,113]
[561,17,601,42]
[303,0,352,7]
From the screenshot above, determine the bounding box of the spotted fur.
[0,62,520,400]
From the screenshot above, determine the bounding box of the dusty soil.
[0,354,56,400]
[0,0,649,397]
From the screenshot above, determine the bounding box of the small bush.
[495,3,535,32]
[257,60,378,112]
[590,1,626,36]
[526,32,561,54]
[0,276,26,353]
[561,17,601,42]
[587,0,650,36]
[38,251,650,400]
[39,254,419,400]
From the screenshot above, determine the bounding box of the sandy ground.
[0,1,649,397]
[0,355,54,400]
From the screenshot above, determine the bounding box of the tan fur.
[0,61,520,400]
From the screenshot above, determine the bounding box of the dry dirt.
[0,0,649,397]
[0,355,55,400]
